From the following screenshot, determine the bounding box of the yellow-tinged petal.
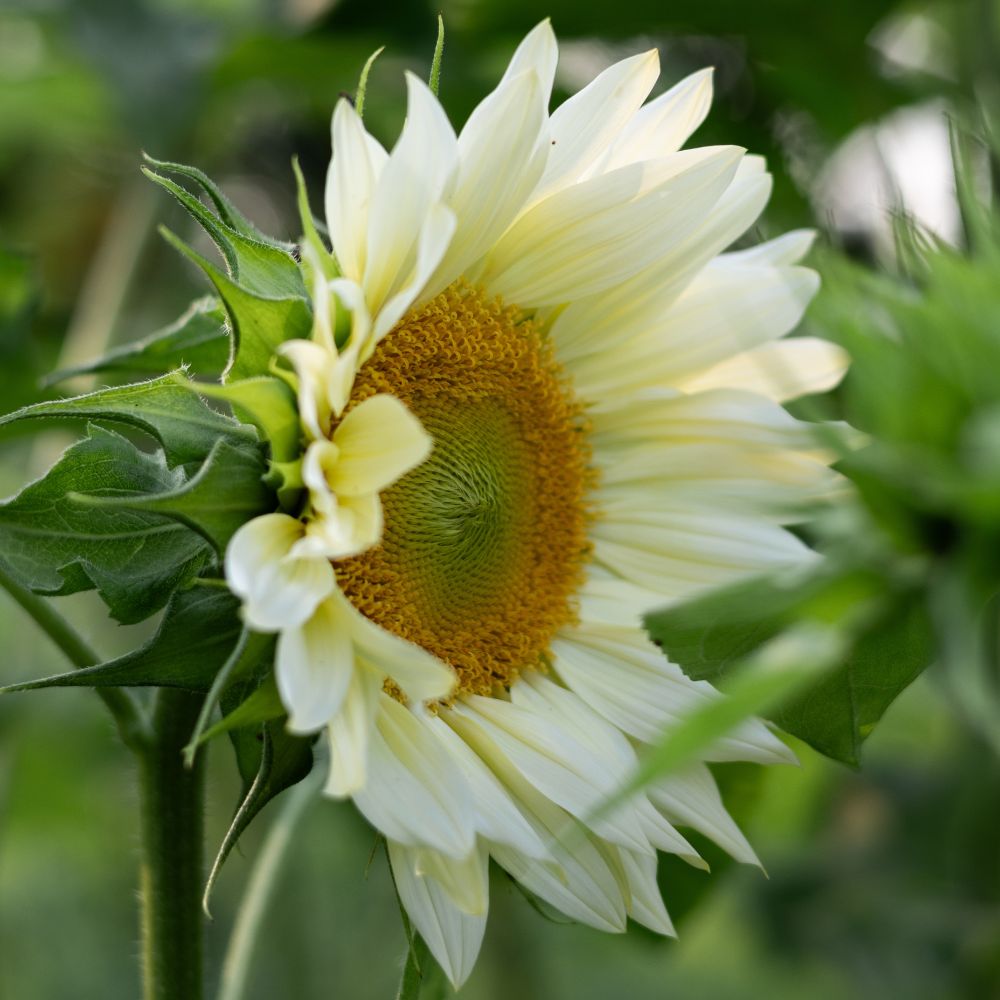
[329,393,431,496]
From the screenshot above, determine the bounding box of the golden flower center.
[336,282,592,696]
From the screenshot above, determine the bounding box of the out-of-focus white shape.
[870,11,955,80]
[813,101,960,255]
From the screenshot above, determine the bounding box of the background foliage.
[2,0,1000,997]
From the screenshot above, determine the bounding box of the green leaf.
[45,296,230,384]
[187,375,301,463]
[203,722,313,912]
[144,167,305,300]
[142,154,281,245]
[200,674,286,744]
[0,372,255,467]
[72,437,271,556]
[160,227,312,382]
[768,588,933,765]
[0,427,212,624]
[0,585,246,694]
[292,157,337,280]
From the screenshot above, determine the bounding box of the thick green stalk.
[137,688,206,1000]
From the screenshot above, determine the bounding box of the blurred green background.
[2,0,1000,997]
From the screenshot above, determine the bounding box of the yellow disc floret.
[337,282,593,697]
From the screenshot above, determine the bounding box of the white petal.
[411,843,490,916]
[472,749,628,932]
[430,712,548,858]
[647,763,760,866]
[329,393,431,496]
[363,74,457,316]
[552,625,796,765]
[531,49,660,202]
[372,201,456,342]
[277,339,333,442]
[723,228,816,267]
[339,590,456,704]
[325,100,386,281]
[353,696,476,857]
[325,663,381,797]
[596,67,714,172]
[275,595,353,734]
[428,68,549,293]
[500,19,558,97]
[617,848,676,936]
[388,841,487,990]
[550,164,773,370]
[449,692,653,853]
[679,337,849,401]
[225,513,334,632]
[484,148,743,307]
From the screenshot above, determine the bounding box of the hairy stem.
[137,688,206,1000]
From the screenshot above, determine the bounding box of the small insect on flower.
[225,19,845,987]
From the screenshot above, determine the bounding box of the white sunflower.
[225,20,845,987]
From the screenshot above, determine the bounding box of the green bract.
[0,155,325,891]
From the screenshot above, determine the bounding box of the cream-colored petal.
[530,49,660,203]
[552,624,797,765]
[388,841,487,990]
[340,589,456,704]
[363,73,457,315]
[329,393,431,497]
[225,513,334,632]
[500,18,558,96]
[430,712,548,858]
[594,67,714,173]
[372,201,456,343]
[511,674,702,864]
[724,228,816,267]
[353,695,476,858]
[427,69,549,294]
[550,159,773,369]
[449,693,653,854]
[277,339,333,442]
[565,263,819,399]
[617,847,676,936]
[325,99,386,281]
[679,337,849,401]
[484,147,742,307]
[325,662,381,797]
[647,763,760,866]
[275,595,353,734]
[411,843,490,917]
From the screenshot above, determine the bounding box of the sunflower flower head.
[221,20,846,987]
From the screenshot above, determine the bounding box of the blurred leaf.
[143,166,305,299]
[160,227,312,381]
[0,371,255,467]
[0,585,245,693]
[0,426,211,624]
[72,436,271,556]
[46,296,230,383]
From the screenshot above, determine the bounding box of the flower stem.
[137,688,206,1000]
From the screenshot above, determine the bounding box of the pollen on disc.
[336,281,594,697]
